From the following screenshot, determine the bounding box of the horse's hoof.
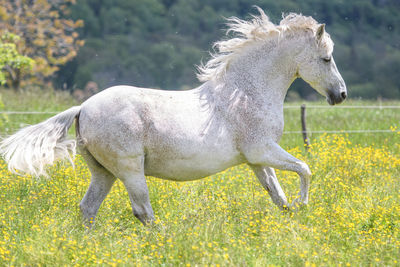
[81,216,95,230]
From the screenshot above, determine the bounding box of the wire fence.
[0,111,59,115]
[0,105,399,135]
[283,129,395,134]
[283,105,400,109]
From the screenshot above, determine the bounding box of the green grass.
[0,89,399,266]
[0,87,77,135]
[281,100,400,149]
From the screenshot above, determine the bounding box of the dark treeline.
[56,0,400,99]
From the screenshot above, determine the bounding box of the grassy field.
[0,89,399,266]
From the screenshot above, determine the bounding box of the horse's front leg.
[244,141,311,207]
[250,165,289,209]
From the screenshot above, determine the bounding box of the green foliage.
[0,33,34,86]
[0,0,83,90]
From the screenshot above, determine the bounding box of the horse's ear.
[316,24,325,40]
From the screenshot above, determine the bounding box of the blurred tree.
[0,33,34,87]
[55,0,400,99]
[0,0,84,90]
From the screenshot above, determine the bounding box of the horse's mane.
[197,7,321,82]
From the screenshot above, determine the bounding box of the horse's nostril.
[341,91,347,100]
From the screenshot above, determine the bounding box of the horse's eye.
[323,57,331,63]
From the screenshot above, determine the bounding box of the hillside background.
[23,0,400,99]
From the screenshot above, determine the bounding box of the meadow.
[0,89,399,266]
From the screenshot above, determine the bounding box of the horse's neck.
[209,37,300,113]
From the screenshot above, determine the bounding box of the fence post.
[301,104,311,151]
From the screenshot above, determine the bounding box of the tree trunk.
[12,68,21,91]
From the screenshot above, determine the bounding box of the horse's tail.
[0,106,81,176]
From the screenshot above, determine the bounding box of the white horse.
[0,9,346,225]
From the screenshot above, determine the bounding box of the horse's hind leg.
[79,148,116,226]
[121,174,154,225]
[115,155,154,225]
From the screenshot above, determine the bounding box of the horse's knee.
[297,162,311,178]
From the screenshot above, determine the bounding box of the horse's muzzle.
[327,89,347,105]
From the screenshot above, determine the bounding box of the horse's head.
[296,24,347,105]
